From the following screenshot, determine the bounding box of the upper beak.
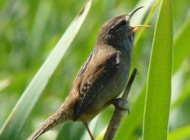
[126,6,144,21]
[125,6,151,33]
[132,25,151,33]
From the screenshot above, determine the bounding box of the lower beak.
[132,25,151,33]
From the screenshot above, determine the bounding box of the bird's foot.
[111,98,131,114]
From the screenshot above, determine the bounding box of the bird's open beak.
[126,6,143,21]
[132,25,151,33]
[126,6,151,33]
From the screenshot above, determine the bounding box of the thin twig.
[103,68,138,140]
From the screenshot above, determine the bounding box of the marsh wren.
[28,6,148,140]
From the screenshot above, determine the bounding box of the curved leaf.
[0,0,92,139]
[143,0,173,139]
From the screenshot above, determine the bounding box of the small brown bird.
[28,6,148,140]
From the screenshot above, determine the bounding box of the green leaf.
[169,125,190,140]
[0,0,92,139]
[173,17,190,74]
[143,0,173,139]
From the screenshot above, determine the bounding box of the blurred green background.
[0,0,190,139]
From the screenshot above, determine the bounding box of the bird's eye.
[109,20,126,34]
[115,20,126,29]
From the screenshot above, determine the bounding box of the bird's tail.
[27,96,75,140]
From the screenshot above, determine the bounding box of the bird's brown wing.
[73,49,120,120]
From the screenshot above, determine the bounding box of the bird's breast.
[109,53,131,97]
[79,52,131,121]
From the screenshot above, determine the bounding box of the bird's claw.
[111,98,131,114]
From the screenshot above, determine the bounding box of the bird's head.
[96,6,150,50]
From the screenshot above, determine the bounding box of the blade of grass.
[0,0,92,140]
[168,125,190,140]
[143,0,173,139]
